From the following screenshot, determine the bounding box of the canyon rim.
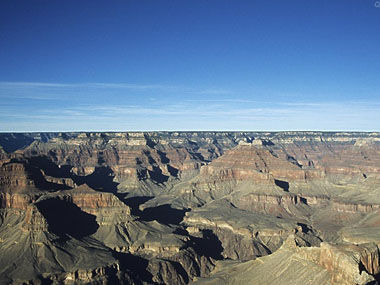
[1,132,380,284]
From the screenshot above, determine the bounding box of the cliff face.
[0,163,38,192]
[1,132,380,284]
[194,235,379,285]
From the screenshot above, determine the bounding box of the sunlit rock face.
[1,131,380,284]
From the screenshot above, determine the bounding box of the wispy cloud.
[4,100,379,120]
[0,81,233,100]
[0,81,168,89]
[185,99,260,103]
[186,89,234,95]
[1,81,380,131]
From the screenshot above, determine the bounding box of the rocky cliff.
[0,132,380,284]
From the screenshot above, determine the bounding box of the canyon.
[0,131,380,284]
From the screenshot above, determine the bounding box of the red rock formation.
[0,163,37,192]
[22,205,49,231]
[0,192,35,209]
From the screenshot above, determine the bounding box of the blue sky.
[1,0,380,131]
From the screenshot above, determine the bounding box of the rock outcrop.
[194,235,379,285]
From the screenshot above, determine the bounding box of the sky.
[1,0,380,132]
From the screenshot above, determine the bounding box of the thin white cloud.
[83,82,172,90]
[0,81,232,96]
[1,81,380,131]
[0,82,75,88]
[186,89,234,95]
[8,99,378,122]
[185,99,261,103]
[0,81,167,89]
[281,102,328,107]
